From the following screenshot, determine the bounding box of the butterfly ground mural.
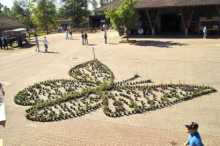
[14,59,217,122]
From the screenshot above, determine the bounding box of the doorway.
[161,14,182,33]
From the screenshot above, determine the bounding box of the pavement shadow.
[20,43,35,49]
[0,43,35,50]
[122,40,187,48]
[108,42,119,45]
[87,43,97,46]
[40,51,59,54]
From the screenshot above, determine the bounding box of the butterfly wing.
[103,84,216,117]
[14,79,96,106]
[69,59,114,85]
[15,59,115,122]
[26,90,102,122]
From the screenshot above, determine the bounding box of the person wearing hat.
[184,122,204,146]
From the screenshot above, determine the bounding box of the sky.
[0,0,14,8]
[0,0,101,10]
[0,0,63,8]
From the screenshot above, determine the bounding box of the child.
[84,32,88,45]
[34,33,40,52]
[43,36,48,53]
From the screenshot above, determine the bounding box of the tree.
[61,0,90,27]
[105,0,138,38]
[11,0,34,30]
[0,6,12,16]
[0,3,12,16]
[0,3,3,13]
[33,0,57,33]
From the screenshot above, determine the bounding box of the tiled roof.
[136,0,220,9]
[96,0,220,11]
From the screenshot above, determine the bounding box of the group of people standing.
[0,36,8,49]
[65,29,73,40]
[34,33,49,53]
[63,24,108,46]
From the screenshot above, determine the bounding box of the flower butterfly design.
[14,59,217,122]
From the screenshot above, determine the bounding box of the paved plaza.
[0,31,220,146]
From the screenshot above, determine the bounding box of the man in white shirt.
[203,26,207,39]
[65,30,69,40]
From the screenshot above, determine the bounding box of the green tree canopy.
[61,0,90,27]
[33,0,57,33]
[105,0,138,36]
[11,0,34,29]
[0,3,12,17]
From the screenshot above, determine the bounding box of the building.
[0,16,27,47]
[0,16,25,32]
[97,0,220,36]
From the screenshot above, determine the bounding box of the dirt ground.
[0,31,220,146]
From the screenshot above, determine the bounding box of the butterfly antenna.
[92,47,96,60]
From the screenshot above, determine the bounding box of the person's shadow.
[38,50,59,54]
[87,43,97,46]
[170,140,178,146]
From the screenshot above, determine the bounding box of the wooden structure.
[0,16,27,48]
[0,16,25,32]
[97,0,220,36]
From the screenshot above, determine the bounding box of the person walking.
[0,36,2,49]
[184,122,204,146]
[34,33,40,52]
[81,31,85,45]
[43,36,49,53]
[104,30,107,44]
[69,30,73,40]
[65,30,69,40]
[2,36,7,49]
[0,82,5,104]
[4,36,8,49]
[203,26,207,39]
[84,32,88,45]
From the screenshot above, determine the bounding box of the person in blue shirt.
[185,122,204,146]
